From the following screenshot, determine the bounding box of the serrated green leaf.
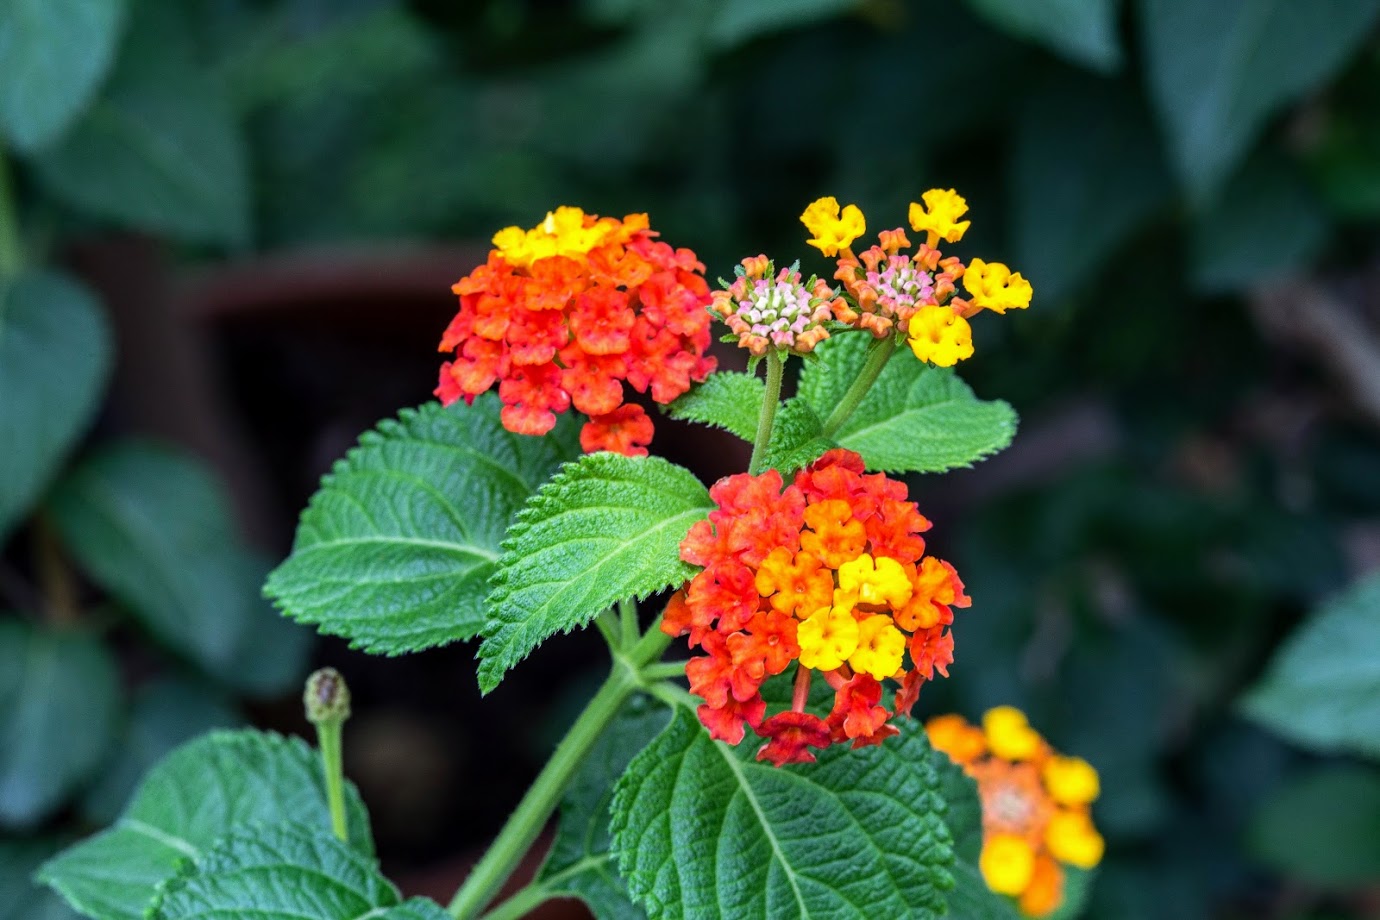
[0,272,112,540]
[760,398,834,477]
[800,334,1017,474]
[33,3,249,245]
[266,395,580,655]
[534,697,668,919]
[48,442,310,696]
[609,706,955,919]
[0,0,125,151]
[1240,571,1380,757]
[478,454,711,692]
[1247,764,1380,887]
[1139,0,1380,199]
[0,620,119,830]
[39,729,373,920]
[663,371,763,442]
[0,838,80,920]
[80,678,244,826]
[965,0,1120,72]
[150,822,446,920]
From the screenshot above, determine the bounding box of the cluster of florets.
[927,707,1104,917]
[710,255,842,355]
[435,207,716,456]
[799,191,1033,367]
[662,449,970,766]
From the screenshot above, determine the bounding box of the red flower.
[756,711,832,766]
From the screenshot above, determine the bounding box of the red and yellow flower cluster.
[436,207,716,456]
[662,448,970,766]
[799,191,1032,367]
[927,707,1104,917]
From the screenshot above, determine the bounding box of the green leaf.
[535,696,668,919]
[1240,571,1380,757]
[478,454,711,693]
[663,371,763,442]
[707,0,856,48]
[0,272,112,540]
[150,823,447,920]
[1191,152,1329,294]
[0,0,125,151]
[761,398,834,477]
[1011,76,1171,303]
[48,442,310,696]
[266,395,580,655]
[799,334,1017,474]
[1139,0,1380,199]
[1248,765,1380,887]
[965,0,1120,72]
[609,707,955,919]
[933,751,1022,920]
[0,620,119,830]
[33,3,249,245]
[39,729,373,920]
[0,839,81,920]
[80,678,244,826]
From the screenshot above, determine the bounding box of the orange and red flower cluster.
[436,207,716,456]
[662,448,970,766]
[927,708,1104,917]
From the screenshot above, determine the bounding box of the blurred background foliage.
[4,0,1380,917]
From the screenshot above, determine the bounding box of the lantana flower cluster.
[710,255,842,355]
[662,448,970,766]
[435,207,716,456]
[927,707,1104,917]
[799,190,1032,367]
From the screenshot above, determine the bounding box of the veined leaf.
[0,620,119,829]
[800,334,1017,474]
[760,398,834,477]
[150,823,447,920]
[478,454,711,693]
[965,0,1120,72]
[663,371,763,442]
[0,272,112,540]
[266,395,580,655]
[39,730,373,920]
[609,707,955,919]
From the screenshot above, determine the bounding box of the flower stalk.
[748,349,784,475]
[304,668,353,843]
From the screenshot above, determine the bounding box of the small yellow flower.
[849,614,906,680]
[836,554,913,608]
[797,604,859,671]
[1043,755,1100,807]
[907,305,974,367]
[491,206,617,268]
[980,834,1036,895]
[983,706,1043,761]
[801,196,865,257]
[1045,810,1105,869]
[963,258,1033,314]
[908,188,971,246]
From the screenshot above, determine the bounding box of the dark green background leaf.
[1248,764,1380,887]
[266,395,580,655]
[965,0,1121,72]
[0,838,81,920]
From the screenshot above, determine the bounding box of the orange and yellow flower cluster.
[799,191,1032,367]
[436,207,716,456]
[927,707,1104,917]
[663,449,970,766]
[710,256,842,356]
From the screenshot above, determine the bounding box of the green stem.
[821,335,896,438]
[639,661,688,681]
[479,882,553,920]
[0,154,21,278]
[316,721,348,843]
[618,597,639,651]
[594,608,619,649]
[748,350,784,475]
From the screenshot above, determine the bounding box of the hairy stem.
[747,349,784,475]
[317,720,349,842]
[618,597,639,651]
[821,335,896,438]
[594,607,620,649]
[478,882,553,920]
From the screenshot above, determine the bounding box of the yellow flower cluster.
[491,206,636,269]
[796,552,910,678]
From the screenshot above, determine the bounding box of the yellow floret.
[983,706,1043,761]
[908,305,974,367]
[1045,810,1104,869]
[963,258,1033,314]
[908,188,971,245]
[801,196,865,257]
[837,554,914,608]
[797,604,859,671]
[1043,755,1100,807]
[848,614,906,680]
[980,834,1036,896]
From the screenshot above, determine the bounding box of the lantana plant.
[40,193,1101,920]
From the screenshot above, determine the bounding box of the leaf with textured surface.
[0,272,112,540]
[664,371,763,442]
[48,443,309,696]
[0,0,124,151]
[1240,571,1380,757]
[1139,0,1380,198]
[965,0,1120,72]
[934,750,1022,920]
[760,398,834,477]
[39,729,373,920]
[266,395,580,655]
[0,621,119,830]
[150,823,446,920]
[478,454,711,692]
[800,334,1017,474]
[1248,765,1380,887]
[609,706,955,919]
[0,839,81,920]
